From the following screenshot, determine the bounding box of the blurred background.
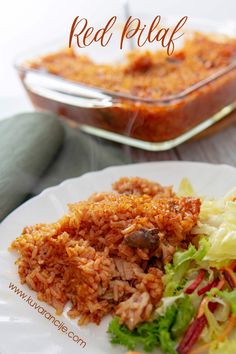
[1,0,236,119]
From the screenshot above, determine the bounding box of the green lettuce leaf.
[108,316,161,352]
[173,238,209,266]
[158,305,178,354]
[171,296,195,338]
[163,238,209,296]
[107,317,142,350]
[193,191,236,264]
[178,178,196,197]
[159,330,176,354]
[108,305,178,353]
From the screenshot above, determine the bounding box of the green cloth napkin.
[0,112,64,220]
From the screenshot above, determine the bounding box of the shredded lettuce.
[200,295,231,343]
[204,299,222,339]
[208,289,236,316]
[209,338,236,354]
[192,189,236,264]
[164,261,190,297]
[201,288,236,346]
[163,238,209,296]
[213,298,230,323]
[174,238,209,265]
[178,178,196,197]
[155,293,185,316]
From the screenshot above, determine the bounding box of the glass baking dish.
[15,17,236,151]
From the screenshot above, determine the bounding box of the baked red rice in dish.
[10,177,200,330]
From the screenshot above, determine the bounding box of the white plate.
[1,161,236,354]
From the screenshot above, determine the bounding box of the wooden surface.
[131,112,236,167]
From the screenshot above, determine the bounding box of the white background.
[0,0,235,119]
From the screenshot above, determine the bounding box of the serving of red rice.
[10,177,201,329]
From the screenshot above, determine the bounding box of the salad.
[108,180,236,354]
